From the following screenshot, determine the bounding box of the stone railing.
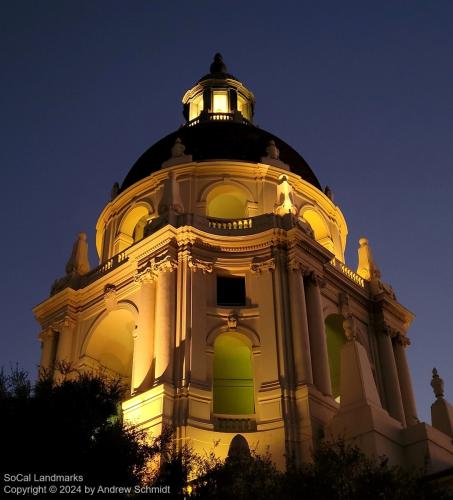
[329,257,365,288]
[213,416,257,433]
[186,112,250,127]
[83,250,128,286]
[208,217,253,230]
[50,250,129,295]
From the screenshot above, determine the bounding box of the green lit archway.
[325,314,347,401]
[213,333,254,415]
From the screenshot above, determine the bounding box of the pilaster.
[304,271,331,396]
[131,265,157,394]
[393,333,418,426]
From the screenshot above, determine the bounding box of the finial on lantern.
[210,53,227,74]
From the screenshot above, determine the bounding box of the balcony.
[186,111,251,128]
[213,416,257,433]
[329,257,366,288]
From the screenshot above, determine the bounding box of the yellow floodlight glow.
[213,91,228,113]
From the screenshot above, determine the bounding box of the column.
[39,329,58,375]
[288,264,313,385]
[55,317,76,366]
[305,272,331,395]
[154,257,177,383]
[393,334,418,426]
[376,328,406,425]
[131,271,156,394]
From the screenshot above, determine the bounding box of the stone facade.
[34,55,453,472]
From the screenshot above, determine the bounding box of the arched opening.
[132,215,148,243]
[325,314,347,402]
[114,205,150,253]
[300,208,335,254]
[206,185,248,219]
[227,434,251,460]
[213,333,254,415]
[84,309,135,386]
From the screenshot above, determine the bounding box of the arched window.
[300,208,335,254]
[325,314,347,402]
[114,205,151,253]
[206,185,248,219]
[132,215,148,243]
[213,333,254,415]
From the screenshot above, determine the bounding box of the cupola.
[182,53,255,124]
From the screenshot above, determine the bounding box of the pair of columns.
[377,327,418,426]
[131,256,177,393]
[288,264,332,395]
[288,263,419,428]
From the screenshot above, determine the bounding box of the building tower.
[34,54,453,471]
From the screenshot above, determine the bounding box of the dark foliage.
[0,365,158,487]
[1,366,450,498]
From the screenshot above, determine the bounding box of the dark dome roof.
[120,121,321,192]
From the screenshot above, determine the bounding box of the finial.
[266,140,280,160]
[357,237,381,280]
[171,138,186,158]
[65,232,91,276]
[210,53,227,74]
[431,368,445,399]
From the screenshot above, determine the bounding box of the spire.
[356,237,380,280]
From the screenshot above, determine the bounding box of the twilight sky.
[1,1,452,423]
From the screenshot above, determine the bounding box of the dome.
[120,121,321,192]
[120,55,322,193]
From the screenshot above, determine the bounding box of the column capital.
[379,322,395,338]
[250,257,276,274]
[153,253,178,274]
[134,264,157,284]
[39,328,58,342]
[287,256,306,273]
[188,255,213,274]
[50,315,76,332]
[304,270,326,288]
[394,332,411,347]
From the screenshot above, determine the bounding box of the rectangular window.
[237,95,249,120]
[189,94,204,121]
[217,276,246,306]
[212,90,228,113]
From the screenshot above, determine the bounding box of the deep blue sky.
[1,1,452,423]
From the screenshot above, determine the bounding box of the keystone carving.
[227,314,238,330]
[104,284,118,311]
